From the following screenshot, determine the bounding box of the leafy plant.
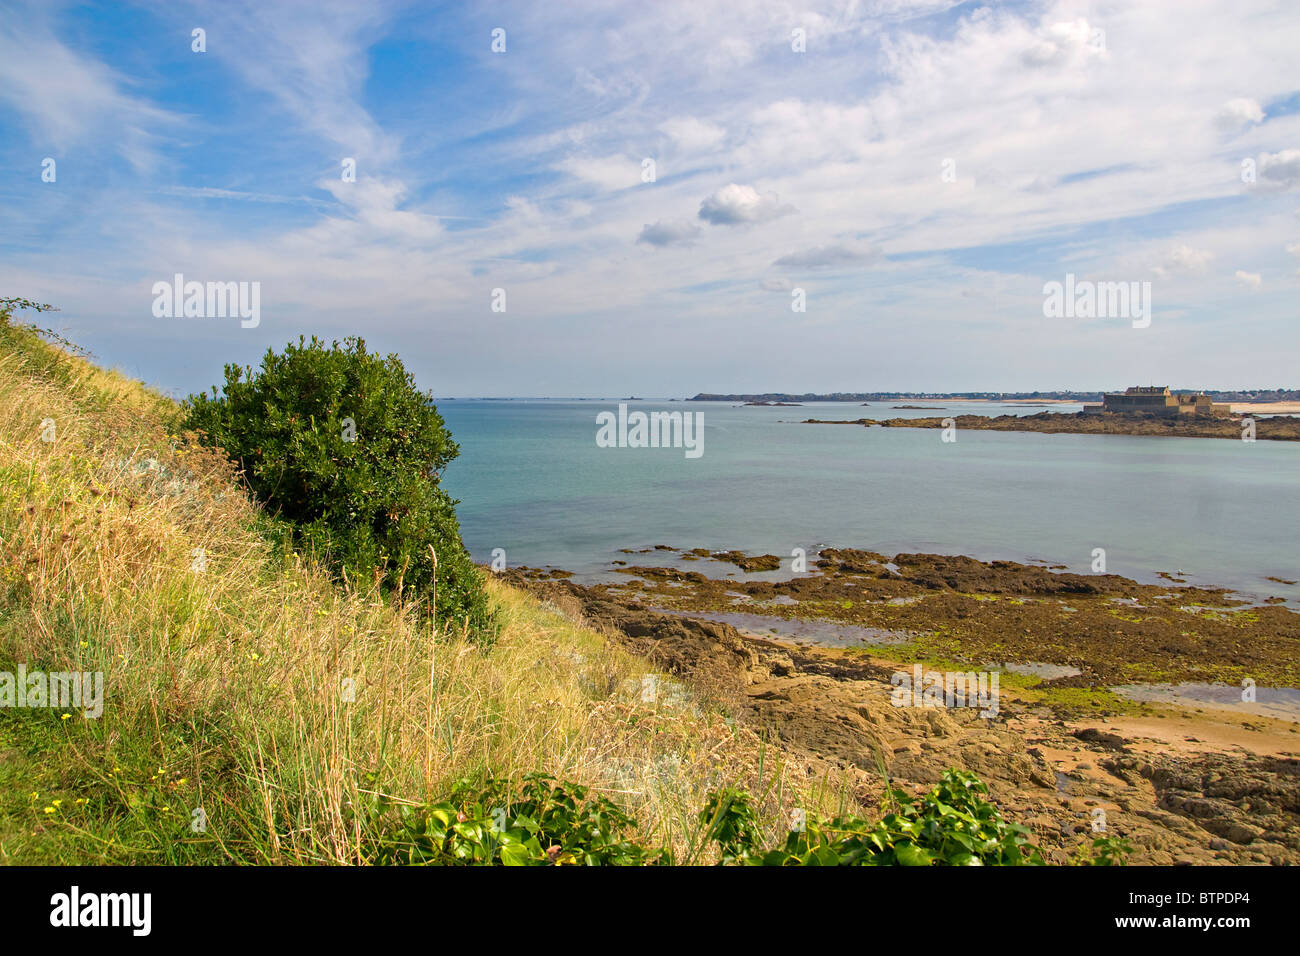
[371,774,670,866]
[0,297,58,326]
[1077,834,1133,866]
[710,769,1045,866]
[698,787,765,864]
[181,335,495,638]
[374,769,1058,867]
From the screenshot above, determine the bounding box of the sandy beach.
[1230,402,1300,414]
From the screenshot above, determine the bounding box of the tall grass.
[0,322,843,864]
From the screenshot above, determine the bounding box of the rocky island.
[804,410,1300,440]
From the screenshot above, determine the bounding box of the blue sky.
[1,0,1297,398]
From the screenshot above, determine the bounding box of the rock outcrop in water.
[804,411,1300,440]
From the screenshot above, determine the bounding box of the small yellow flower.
[178,778,188,785]
[52,799,62,807]
[76,798,88,805]
[43,806,55,814]
[60,712,71,720]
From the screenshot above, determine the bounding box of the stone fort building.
[1084,386,1231,417]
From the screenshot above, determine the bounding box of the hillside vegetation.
[0,308,1078,865]
[0,315,829,863]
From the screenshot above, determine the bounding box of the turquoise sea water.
[438,400,1300,603]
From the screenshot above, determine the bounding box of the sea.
[437,399,1300,604]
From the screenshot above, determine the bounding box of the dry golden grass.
[0,323,843,864]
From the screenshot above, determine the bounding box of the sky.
[1,0,1297,399]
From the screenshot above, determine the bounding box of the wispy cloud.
[773,243,881,270]
[0,7,179,171]
[158,186,331,206]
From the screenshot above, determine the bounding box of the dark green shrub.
[181,335,495,637]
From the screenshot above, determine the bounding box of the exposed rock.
[503,569,1300,865]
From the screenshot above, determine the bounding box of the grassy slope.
[0,321,835,864]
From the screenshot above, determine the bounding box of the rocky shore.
[504,547,1300,864]
[804,410,1300,440]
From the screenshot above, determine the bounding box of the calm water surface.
[437,400,1300,603]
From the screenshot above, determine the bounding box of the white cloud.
[698,183,796,225]
[1152,244,1214,277]
[557,154,641,191]
[659,116,726,153]
[705,35,755,71]
[738,100,877,168]
[636,220,702,246]
[1215,97,1265,132]
[1235,270,1262,289]
[1257,150,1300,192]
[1019,18,1106,68]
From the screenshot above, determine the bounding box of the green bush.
[182,335,495,637]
